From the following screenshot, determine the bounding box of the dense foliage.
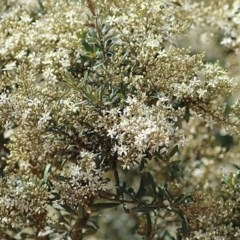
[1,0,240,239]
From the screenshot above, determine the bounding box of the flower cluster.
[202,1,240,52]
[99,96,183,169]
[58,150,109,206]
[0,175,48,231]
[0,0,240,239]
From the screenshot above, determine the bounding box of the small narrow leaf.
[157,186,172,202]
[91,202,121,211]
[139,159,146,171]
[147,172,157,195]
[114,170,120,186]
[233,163,240,171]
[169,160,181,172]
[43,164,51,184]
[52,203,75,213]
[168,145,179,159]
[184,105,190,122]
[178,211,189,238]
[135,175,147,199]
[132,206,158,212]
[146,212,152,238]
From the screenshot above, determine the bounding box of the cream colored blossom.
[0,0,240,238]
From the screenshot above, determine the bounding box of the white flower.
[15,50,27,59]
[61,100,80,113]
[70,164,82,177]
[38,110,52,125]
[3,61,16,71]
[197,89,208,98]
[106,16,118,25]
[221,37,232,46]
[0,93,9,104]
[42,68,57,81]
[115,144,128,156]
[20,15,32,23]
[1,217,10,224]
[146,39,161,48]
[107,128,117,138]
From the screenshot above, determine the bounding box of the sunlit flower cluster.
[1,0,240,239]
[99,96,183,169]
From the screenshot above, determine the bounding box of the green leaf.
[76,29,87,39]
[157,186,172,202]
[139,159,147,171]
[233,163,240,171]
[147,172,157,195]
[168,145,179,159]
[43,163,51,184]
[184,105,190,122]
[154,146,167,160]
[52,203,75,213]
[105,89,121,105]
[114,169,120,186]
[173,194,185,204]
[135,175,148,199]
[146,212,152,238]
[91,202,121,211]
[132,206,158,212]
[81,39,96,54]
[57,175,66,181]
[178,211,189,238]
[169,160,181,172]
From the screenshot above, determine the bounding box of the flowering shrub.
[1,0,240,239]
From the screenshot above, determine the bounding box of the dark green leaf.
[168,145,179,159]
[146,212,152,238]
[114,169,120,186]
[139,159,146,171]
[154,149,163,159]
[233,163,240,171]
[169,160,181,172]
[52,203,75,213]
[91,202,121,211]
[173,194,185,204]
[105,89,121,105]
[135,175,148,199]
[132,206,158,212]
[178,211,189,238]
[57,175,66,181]
[81,39,92,52]
[147,172,157,195]
[81,39,97,54]
[184,105,190,122]
[157,186,172,202]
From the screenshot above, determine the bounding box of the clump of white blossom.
[1,0,240,239]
